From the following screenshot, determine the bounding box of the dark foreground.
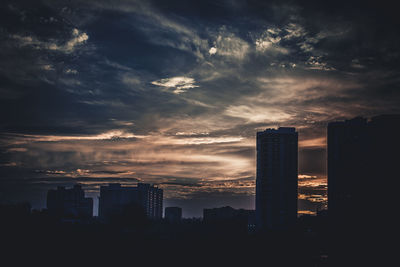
[3,204,391,267]
[1,208,330,266]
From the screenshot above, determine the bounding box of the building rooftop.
[259,127,296,134]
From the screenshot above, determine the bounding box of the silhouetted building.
[203,206,255,231]
[137,183,163,220]
[165,207,182,223]
[328,114,400,265]
[98,183,163,222]
[47,184,93,218]
[328,117,368,225]
[0,202,31,222]
[328,114,400,225]
[204,206,237,221]
[256,127,298,231]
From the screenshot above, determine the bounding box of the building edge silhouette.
[327,114,400,266]
[256,127,298,231]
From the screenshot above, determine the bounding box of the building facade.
[203,206,255,232]
[47,184,93,218]
[327,117,369,224]
[328,115,400,226]
[137,183,163,220]
[98,183,163,221]
[327,114,400,265]
[165,207,182,223]
[256,127,298,230]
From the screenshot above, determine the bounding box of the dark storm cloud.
[1,0,399,216]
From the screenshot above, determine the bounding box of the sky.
[1,0,399,217]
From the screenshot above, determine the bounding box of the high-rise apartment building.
[47,184,93,218]
[328,115,400,225]
[327,117,369,223]
[256,127,298,230]
[327,114,400,265]
[98,183,163,221]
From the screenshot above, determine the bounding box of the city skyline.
[1,0,399,217]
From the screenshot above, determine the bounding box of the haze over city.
[1,0,399,217]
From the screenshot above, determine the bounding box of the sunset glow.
[1,0,399,217]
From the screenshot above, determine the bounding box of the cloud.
[255,75,357,103]
[6,130,145,143]
[107,1,210,61]
[350,59,366,69]
[299,137,326,148]
[10,34,37,46]
[306,56,335,71]
[11,28,89,54]
[151,76,199,94]
[122,74,141,86]
[63,28,89,52]
[42,64,54,71]
[173,136,244,145]
[298,174,318,179]
[298,41,315,53]
[254,28,289,54]
[64,68,78,74]
[283,23,307,40]
[225,105,292,123]
[2,129,254,186]
[212,28,250,60]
